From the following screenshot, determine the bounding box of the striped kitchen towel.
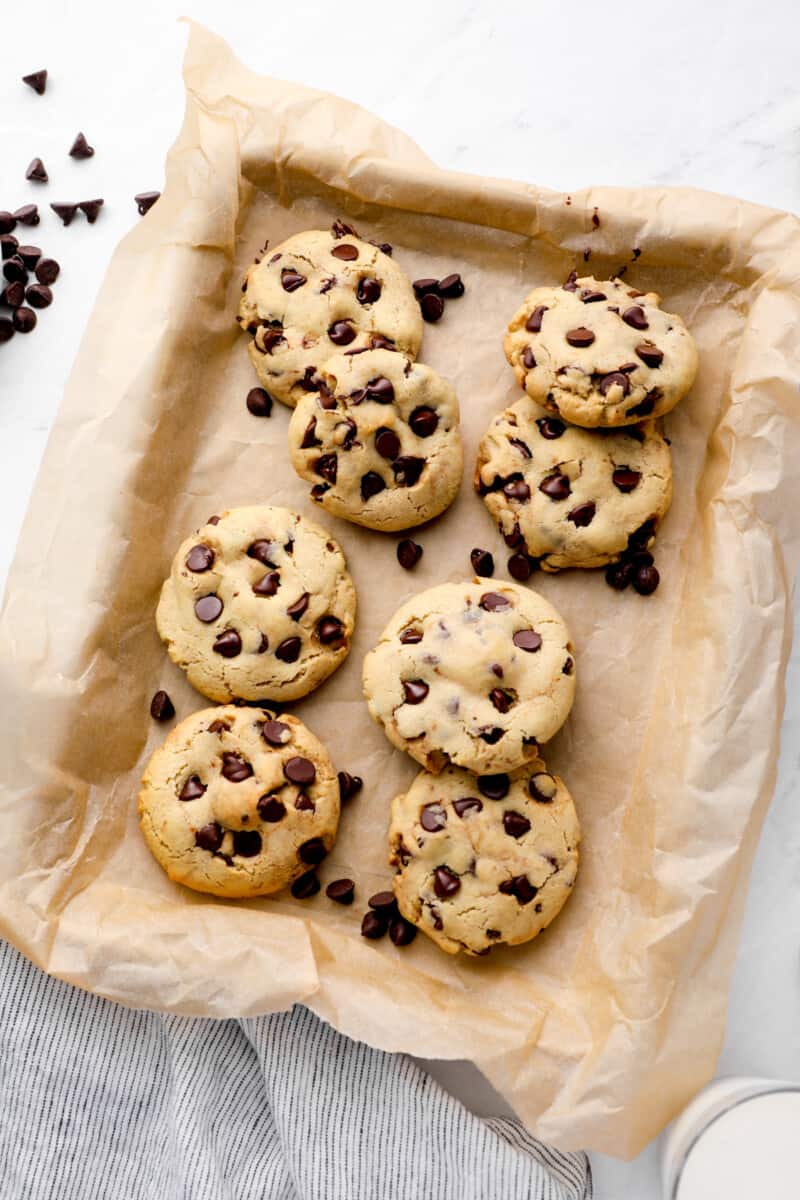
[0,939,591,1199]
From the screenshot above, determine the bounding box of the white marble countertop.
[2,2,798,1195]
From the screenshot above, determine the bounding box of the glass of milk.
[661,1077,800,1199]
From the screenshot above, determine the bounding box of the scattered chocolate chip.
[375,428,401,460]
[437,273,464,299]
[420,803,447,832]
[453,798,482,818]
[581,289,606,303]
[221,752,253,783]
[389,916,417,946]
[3,281,25,308]
[536,416,566,439]
[399,627,423,645]
[357,277,381,304]
[433,866,460,899]
[0,217,15,239]
[247,539,277,566]
[149,690,175,721]
[525,304,548,333]
[3,257,26,284]
[636,341,664,368]
[179,775,206,802]
[331,243,358,261]
[195,822,223,852]
[12,307,35,332]
[69,132,94,159]
[630,549,654,567]
[328,319,356,345]
[599,371,631,397]
[622,305,648,330]
[213,629,242,657]
[365,376,394,403]
[565,326,595,347]
[360,471,385,501]
[507,553,533,581]
[326,878,355,905]
[233,830,262,857]
[253,571,280,597]
[286,592,310,621]
[397,538,423,569]
[194,594,223,623]
[361,911,388,939]
[539,473,571,501]
[13,205,39,226]
[34,257,59,285]
[470,548,494,577]
[17,245,40,271]
[315,453,338,485]
[480,591,511,612]
[407,406,438,440]
[490,688,513,713]
[513,629,542,652]
[22,70,48,95]
[412,278,439,298]
[78,199,104,223]
[503,478,530,502]
[284,756,316,786]
[135,191,160,216]
[51,202,78,226]
[530,773,557,802]
[567,501,596,527]
[605,560,634,590]
[366,891,397,916]
[281,269,306,292]
[420,292,445,323]
[0,317,13,343]
[337,771,363,802]
[295,793,315,812]
[25,283,52,309]
[503,811,531,838]
[0,234,18,258]
[291,870,320,899]
[478,773,510,800]
[246,387,272,417]
[25,158,48,183]
[331,219,357,239]
[633,564,660,595]
[299,837,328,866]
[186,544,214,572]
[402,679,429,704]
[499,875,538,905]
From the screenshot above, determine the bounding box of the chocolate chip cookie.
[287,349,463,531]
[504,274,698,427]
[475,396,672,571]
[238,226,423,409]
[156,506,356,703]
[362,581,575,775]
[389,758,580,956]
[138,706,339,898]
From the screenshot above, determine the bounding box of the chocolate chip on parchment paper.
[389,916,417,946]
[470,548,494,577]
[420,292,444,323]
[326,878,355,905]
[361,911,388,939]
[291,870,321,900]
[397,538,423,570]
[149,690,175,721]
[337,771,363,802]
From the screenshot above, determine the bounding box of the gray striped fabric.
[0,939,591,1198]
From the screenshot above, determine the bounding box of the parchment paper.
[2,22,800,1159]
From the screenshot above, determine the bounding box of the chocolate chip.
[420,292,445,323]
[315,453,338,484]
[375,428,401,460]
[207,719,230,733]
[370,240,392,255]
[284,756,316,786]
[361,912,388,939]
[389,916,417,946]
[312,618,343,652]
[526,304,548,333]
[539,473,571,501]
[295,794,315,812]
[281,269,306,292]
[500,875,538,905]
[34,257,59,285]
[260,327,286,353]
[399,627,423,644]
[360,471,386,500]
[135,191,160,216]
[299,837,328,866]
[195,822,223,852]
[253,572,280,598]
[12,307,35,332]
[69,132,94,159]
[612,467,641,493]
[3,281,25,308]
[179,775,206,802]
[221,752,252,783]
[480,591,511,612]
[291,870,320,899]
[369,334,395,350]
[0,234,18,258]
[503,811,531,839]
[622,305,648,330]
[433,866,460,899]
[3,257,26,283]
[357,277,381,304]
[478,773,509,800]
[25,157,48,183]
[408,406,438,439]
[186,544,214,572]
[599,371,631,397]
[13,205,39,226]
[633,564,660,595]
[412,278,439,297]
[562,271,579,292]
[636,341,664,368]
[233,830,262,857]
[503,479,530,502]
[630,549,654,567]
[521,346,537,370]
[453,798,482,818]
[506,552,532,581]
[51,202,78,226]
[567,501,596,527]
[513,629,542,652]
[26,284,52,309]
[213,629,242,657]
[0,318,13,343]
[536,416,566,439]
[337,771,363,801]
[207,515,221,525]
[420,803,447,832]
[275,634,302,664]
[392,456,425,487]
[470,548,494,577]
[366,891,396,917]
[486,929,502,940]
[246,387,272,417]
[261,720,291,748]
[397,538,423,569]
[629,517,657,550]
[437,273,465,298]
[627,392,658,417]
[194,594,223,622]
[331,243,358,260]
[530,772,557,802]
[79,199,104,223]
[366,376,394,403]
[150,690,175,721]
[326,878,355,905]
[257,634,270,654]
[490,688,513,713]
[247,539,278,566]
[479,727,504,744]
[0,216,15,238]
[565,326,595,347]
[605,560,634,590]
[22,70,48,94]
[328,320,356,345]
[286,593,310,621]
[581,289,607,303]
[17,245,41,271]
[402,679,429,704]
[332,219,357,239]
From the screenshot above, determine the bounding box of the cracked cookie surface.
[156,506,356,703]
[476,396,672,570]
[362,580,575,775]
[238,227,423,409]
[389,758,580,955]
[504,274,697,427]
[288,349,463,531]
[138,706,339,898]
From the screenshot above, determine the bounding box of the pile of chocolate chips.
[0,209,59,342]
[412,272,466,323]
[605,519,660,595]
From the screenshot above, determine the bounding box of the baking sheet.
[1,21,799,1157]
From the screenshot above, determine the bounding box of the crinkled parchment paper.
[1,23,800,1158]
